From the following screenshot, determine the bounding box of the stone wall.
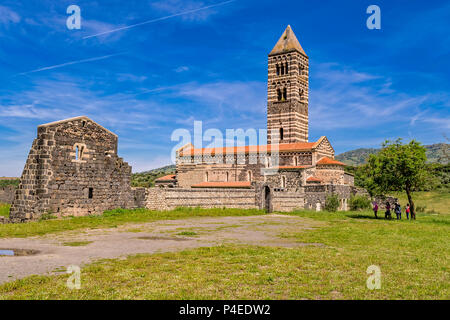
[144,187,258,211]
[10,117,135,221]
[272,190,304,211]
[304,184,353,211]
[0,186,16,204]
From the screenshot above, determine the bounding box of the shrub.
[416,205,427,213]
[325,194,339,212]
[349,195,371,211]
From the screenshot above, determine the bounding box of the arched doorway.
[264,186,272,213]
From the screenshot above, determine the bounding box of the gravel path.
[0,214,322,284]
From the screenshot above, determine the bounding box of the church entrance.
[263,186,272,213]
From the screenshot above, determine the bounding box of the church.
[168,25,355,210]
[9,26,360,222]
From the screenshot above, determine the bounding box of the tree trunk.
[405,184,415,217]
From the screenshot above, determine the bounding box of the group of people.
[372,201,415,220]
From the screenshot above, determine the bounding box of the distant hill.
[336,143,449,166]
[131,165,176,187]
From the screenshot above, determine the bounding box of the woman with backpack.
[395,203,401,220]
[385,202,392,219]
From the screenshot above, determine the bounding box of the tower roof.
[269,25,307,56]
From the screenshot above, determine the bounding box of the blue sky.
[0,0,449,176]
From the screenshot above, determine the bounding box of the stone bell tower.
[267,25,309,144]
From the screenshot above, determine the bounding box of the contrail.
[83,0,236,39]
[16,53,125,76]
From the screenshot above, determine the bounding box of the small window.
[277,89,282,101]
[74,143,85,161]
[276,64,280,76]
[205,172,209,182]
[88,188,93,199]
[281,176,286,188]
[279,127,284,141]
[226,172,229,182]
[247,171,252,181]
[285,62,288,74]
[282,87,287,100]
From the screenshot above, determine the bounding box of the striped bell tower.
[267,25,309,144]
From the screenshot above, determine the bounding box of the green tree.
[366,139,428,216]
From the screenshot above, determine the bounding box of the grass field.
[0,207,266,238]
[390,191,449,214]
[0,209,448,300]
[0,203,10,218]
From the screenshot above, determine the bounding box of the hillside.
[336,143,449,166]
[131,165,176,187]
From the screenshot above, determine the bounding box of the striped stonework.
[267,26,309,144]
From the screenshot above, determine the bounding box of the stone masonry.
[9,116,135,221]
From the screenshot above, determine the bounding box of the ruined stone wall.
[272,190,304,212]
[0,186,16,204]
[144,187,258,210]
[10,117,134,221]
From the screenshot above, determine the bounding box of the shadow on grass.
[346,214,381,220]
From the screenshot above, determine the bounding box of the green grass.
[0,203,10,218]
[177,231,198,236]
[0,209,448,300]
[62,241,92,247]
[389,190,450,214]
[0,207,266,238]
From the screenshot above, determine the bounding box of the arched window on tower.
[276,64,280,76]
[226,172,229,182]
[280,64,285,75]
[282,87,287,100]
[277,89,282,101]
[247,171,252,181]
[279,127,284,141]
[205,172,209,182]
[294,156,298,166]
[285,62,289,74]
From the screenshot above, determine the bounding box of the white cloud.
[309,63,449,132]
[0,6,20,26]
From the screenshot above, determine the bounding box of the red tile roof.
[155,174,176,181]
[191,181,252,188]
[316,157,345,166]
[179,142,317,156]
[306,177,322,182]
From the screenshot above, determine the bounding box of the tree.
[366,139,428,216]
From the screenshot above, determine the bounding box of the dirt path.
[0,214,323,284]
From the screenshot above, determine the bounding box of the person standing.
[372,201,379,219]
[395,203,401,220]
[406,204,410,220]
[385,201,391,219]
